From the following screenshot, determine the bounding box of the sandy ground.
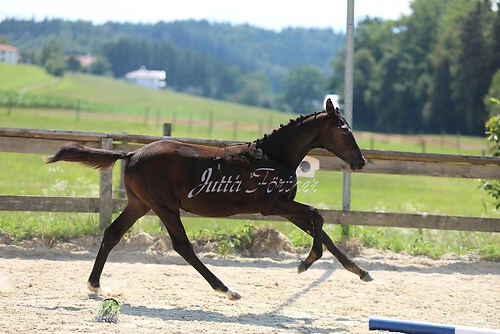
[0,237,499,334]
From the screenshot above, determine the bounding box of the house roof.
[77,55,97,67]
[125,66,166,80]
[0,44,18,52]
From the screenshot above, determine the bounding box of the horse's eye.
[340,125,350,134]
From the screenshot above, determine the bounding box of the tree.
[392,0,447,133]
[232,71,273,108]
[491,3,500,73]
[329,18,392,130]
[281,65,326,113]
[426,48,455,133]
[373,49,405,132]
[0,35,10,44]
[453,1,492,134]
[88,56,112,76]
[485,71,500,116]
[351,48,379,130]
[370,0,447,133]
[66,56,81,72]
[38,39,66,76]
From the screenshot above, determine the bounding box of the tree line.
[331,0,500,135]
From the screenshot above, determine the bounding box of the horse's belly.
[180,194,259,217]
[179,168,297,217]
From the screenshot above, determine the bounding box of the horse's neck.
[258,116,322,169]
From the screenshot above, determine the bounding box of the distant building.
[77,54,97,68]
[0,44,19,64]
[125,66,166,89]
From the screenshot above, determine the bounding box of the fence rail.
[1,127,499,232]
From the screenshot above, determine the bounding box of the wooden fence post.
[163,123,172,136]
[99,137,113,229]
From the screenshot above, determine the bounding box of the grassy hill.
[0,63,293,140]
[0,63,55,91]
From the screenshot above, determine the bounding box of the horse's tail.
[46,142,131,169]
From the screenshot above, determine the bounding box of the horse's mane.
[251,111,326,148]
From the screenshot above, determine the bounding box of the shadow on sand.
[120,269,345,333]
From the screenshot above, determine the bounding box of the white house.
[0,44,19,64]
[125,66,166,89]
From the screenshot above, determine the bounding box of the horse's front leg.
[263,201,324,273]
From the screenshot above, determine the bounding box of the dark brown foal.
[47,99,372,301]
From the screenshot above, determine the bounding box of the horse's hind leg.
[151,205,241,301]
[283,215,373,282]
[88,199,150,293]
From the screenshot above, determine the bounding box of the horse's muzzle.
[350,157,366,171]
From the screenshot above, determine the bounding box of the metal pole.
[344,0,354,127]
[342,0,355,238]
[343,0,355,211]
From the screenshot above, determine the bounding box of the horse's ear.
[326,98,339,117]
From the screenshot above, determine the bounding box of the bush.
[485,113,500,156]
[481,113,500,209]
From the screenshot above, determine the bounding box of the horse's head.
[320,99,365,171]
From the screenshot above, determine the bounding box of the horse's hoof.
[87,281,102,294]
[298,260,307,274]
[228,288,242,301]
[217,287,242,301]
[360,272,374,282]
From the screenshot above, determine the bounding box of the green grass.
[1,63,292,130]
[0,63,55,91]
[0,212,100,243]
[0,62,499,260]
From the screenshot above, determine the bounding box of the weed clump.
[191,225,292,257]
[94,298,120,324]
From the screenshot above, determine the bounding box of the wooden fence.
[1,127,499,233]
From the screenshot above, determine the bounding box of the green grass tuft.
[190,224,254,255]
[478,244,500,262]
[94,298,120,324]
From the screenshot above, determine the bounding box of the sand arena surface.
[0,237,499,334]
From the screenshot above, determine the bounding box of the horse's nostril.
[351,158,366,171]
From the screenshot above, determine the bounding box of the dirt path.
[0,242,499,334]
[19,78,62,94]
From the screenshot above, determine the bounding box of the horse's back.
[123,140,246,208]
[122,139,296,216]
[133,140,223,159]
